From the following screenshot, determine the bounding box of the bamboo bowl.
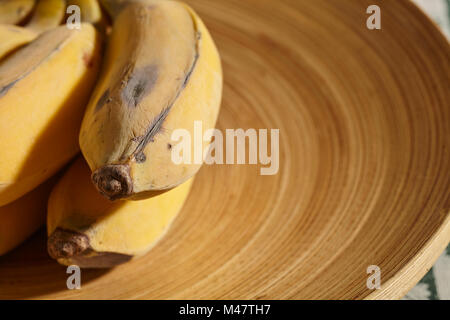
[0,0,449,299]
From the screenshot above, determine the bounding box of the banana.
[99,0,142,18]
[26,0,66,33]
[0,24,102,206]
[80,0,222,200]
[67,0,103,24]
[47,157,193,268]
[68,0,109,35]
[0,24,37,60]
[0,177,56,256]
[0,0,35,25]
[0,0,69,62]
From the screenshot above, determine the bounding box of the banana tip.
[92,164,133,200]
[47,228,90,260]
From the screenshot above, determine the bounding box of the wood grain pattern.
[0,0,449,299]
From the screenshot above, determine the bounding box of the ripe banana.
[0,0,70,62]
[80,0,222,200]
[0,23,102,206]
[47,157,193,268]
[67,0,103,25]
[26,0,66,33]
[0,24,37,60]
[0,0,35,25]
[0,177,56,256]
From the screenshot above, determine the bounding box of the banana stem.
[91,164,133,200]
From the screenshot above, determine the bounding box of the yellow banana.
[0,177,56,256]
[0,24,102,206]
[0,0,70,62]
[99,0,143,19]
[80,0,222,201]
[26,0,66,33]
[67,0,102,24]
[0,24,37,60]
[47,157,193,268]
[0,0,35,25]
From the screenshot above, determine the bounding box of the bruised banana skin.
[0,25,37,60]
[47,157,193,268]
[0,0,35,25]
[0,177,57,256]
[0,24,102,206]
[80,0,222,200]
[26,0,66,33]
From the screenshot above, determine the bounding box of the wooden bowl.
[0,0,449,299]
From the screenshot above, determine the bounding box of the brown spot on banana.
[120,64,159,108]
[82,52,95,68]
[95,88,111,111]
[134,151,146,163]
[48,228,132,268]
[94,64,159,112]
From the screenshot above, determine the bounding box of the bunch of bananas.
[0,0,222,268]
